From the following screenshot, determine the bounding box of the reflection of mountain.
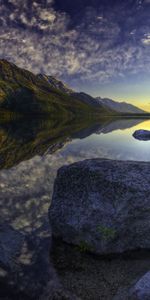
[72,118,145,139]
[0,117,146,170]
[0,115,106,169]
[95,118,145,134]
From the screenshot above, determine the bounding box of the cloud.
[0,0,150,84]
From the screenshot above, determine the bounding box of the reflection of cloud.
[0,117,150,296]
[0,1,150,83]
[1,118,149,234]
[1,118,150,297]
[142,34,150,45]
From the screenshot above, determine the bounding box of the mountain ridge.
[38,69,146,114]
[37,74,74,95]
[0,59,147,116]
[96,97,146,114]
[0,59,116,116]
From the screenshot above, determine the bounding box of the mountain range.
[37,75,146,114]
[37,71,146,114]
[0,60,113,116]
[0,59,147,116]
[96,97,146,114]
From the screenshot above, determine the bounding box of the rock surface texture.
[49,159,150,255]
[129,271,150,300]
[114,271,150,300]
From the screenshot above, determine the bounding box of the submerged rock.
[0,223,56,299]
[114,271,150,300]
[133,130,150,141]
[0,224,24,269]
[0,156,80,299]
[0,223,78,299]
[49,159,150,255]
[129,271,150,300]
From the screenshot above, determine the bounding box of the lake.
[0,116,150,233]
[0,116,150,298]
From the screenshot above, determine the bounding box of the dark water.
[0,116,150,234]
[0,116,150,297]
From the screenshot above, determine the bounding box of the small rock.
[133,130,150,141]
[114,271,150,300]
[129,271,150,300]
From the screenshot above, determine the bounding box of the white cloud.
[0,1,150,83]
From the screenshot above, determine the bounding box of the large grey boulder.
[49,159,150,255]
[133,130,150,141]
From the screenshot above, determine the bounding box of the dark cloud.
[0,0,150,84]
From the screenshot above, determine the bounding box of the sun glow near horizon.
[86,78,150,112]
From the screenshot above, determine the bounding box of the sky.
[0,0,150,110]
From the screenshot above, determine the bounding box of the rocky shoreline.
[50,158,150,255]
[0,158,150,299]
[49,158,150,299]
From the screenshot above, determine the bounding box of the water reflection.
[0,116,150,298]
[0,116,146,169]
[1,117,150,229]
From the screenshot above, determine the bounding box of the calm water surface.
[0,117,150,232]
[60,119,150,162]
[0,117,150,294]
